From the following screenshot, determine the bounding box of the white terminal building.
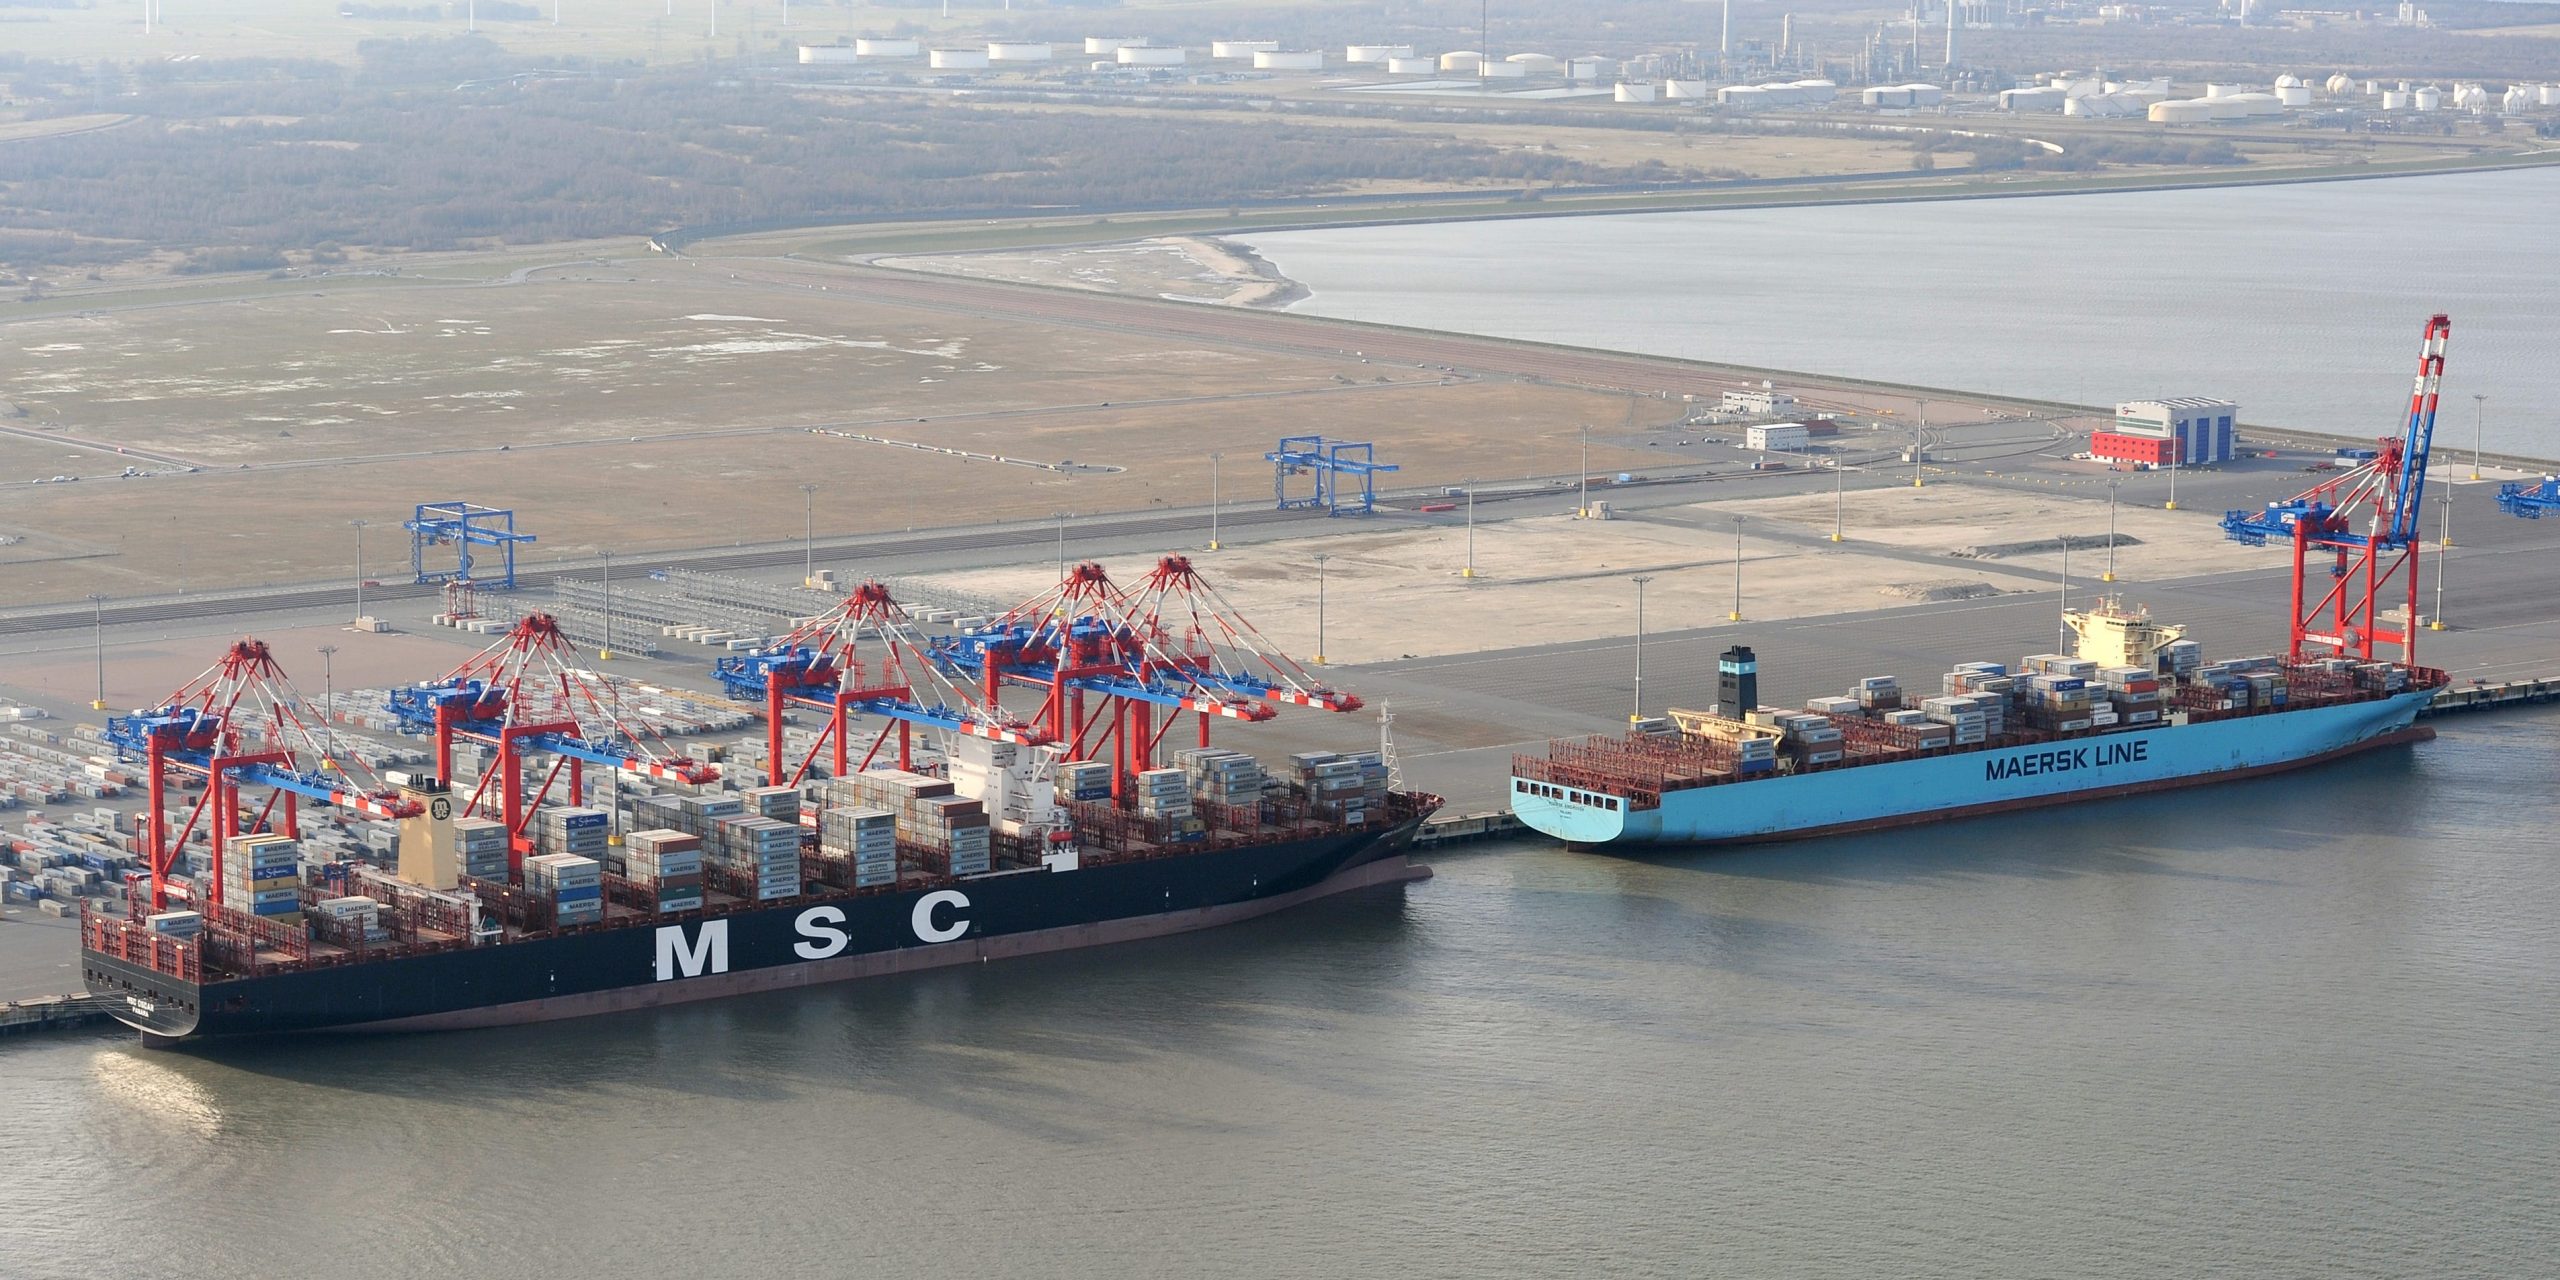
[1723,389,1800,417]
[2117,398,2238,464]
[1746,423,1812,452]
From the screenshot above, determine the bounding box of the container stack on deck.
[228,834,304,926]
[711,815,803,901]
[2017,656,2101,733]
[816,806,897,888]
[1133,768,1194,822]
[1054,761,1111,805]
[636,792,746,841]
[1174,749,1267,807]
[2096,666,2164,726]
[1288,751,1389,825]
[1752,711,1844,766]
[455,817,510,882]
[314,895,386,944]
[525,853,603,926]
[741,785,800,826]
[823,770,991,879]
[146,909,202,942]
[533,808,609,864]
[623,829,704,912]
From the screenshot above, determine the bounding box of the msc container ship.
[1512,598,2442,848]
[82,743,1438,1045]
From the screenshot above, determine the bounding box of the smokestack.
[1717,646,1759,717]
[1946,0,1959,67]
[1722,0,1733,58]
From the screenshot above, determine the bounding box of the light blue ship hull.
[1513,690,2434,847]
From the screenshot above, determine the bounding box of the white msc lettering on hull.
[794,905,850,960]
[654,919,729,981]
[913,890,970,943]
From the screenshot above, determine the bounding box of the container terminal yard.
[2,270,2555,1029]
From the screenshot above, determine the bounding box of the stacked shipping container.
[226,834,304,925]
[624,829,704,912]
[524,853,603,926]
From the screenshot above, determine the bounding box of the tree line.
[0,52,1697,272]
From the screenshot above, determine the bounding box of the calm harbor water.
[4,711,2555,1278]
[1241,167,2560,457]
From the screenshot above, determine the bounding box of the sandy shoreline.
[875,235,1311,309]
[1168,236,1310,309]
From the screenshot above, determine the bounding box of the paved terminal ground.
[4,440,2551,822]
[4,265,2556,1001]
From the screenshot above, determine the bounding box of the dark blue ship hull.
[84,814,1429,1044]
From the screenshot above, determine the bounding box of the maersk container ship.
[1512,598,2442,849]
[82,754,1437,1045]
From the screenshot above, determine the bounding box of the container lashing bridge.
[2221,314,2449,665]
[387,615,716,871]
[713,581,1048,788]
[106,639,422,914]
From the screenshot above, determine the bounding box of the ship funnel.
[1717,645,1759,716]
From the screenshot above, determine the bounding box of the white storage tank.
[1478,60,1527,79]
[855,38,919,57]
[2204,97,2248,120]
[2413,86,2442,111]
[1719,84,1769,108]
[986,42,1052,64]
[2277,84,2311,107]
[2276,73,2303,88]
[1615,81,1657,103]
[1790,79,1838,100]
[929,48,990,70]
[1120,45,1187,66]
[2381,90,2410,110]
[1438,50,1484,72]
[2504,85,2535,111]
[1386,56,1435,74]
[1863,85,1914,107]
[1663,79,1711,101]
[1507,52,1561,74]
[2229,91,2284,116]
[1903,83,1945,106]
[1211,40,1279,59]
[1085,37,1145,55]
[2148,99,2215,124]
[2542,84,2560,106]
[2205,83,2248,99]
[799,46,859,65]
[2065,94,2137,118]
[1256,49,1324,70]
[1756,81,1800,106]
[1568,56,1612,81]
[1345,44,1413,64]
[2326,73,2355,95]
